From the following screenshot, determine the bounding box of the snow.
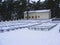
[0,19,60,45]
[28,22,57,31]
[0,20,39,31]
[24,9,50,13]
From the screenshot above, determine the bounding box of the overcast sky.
[2,0,45,2]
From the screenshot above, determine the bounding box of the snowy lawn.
[28,22,57,31]
[0,20,60,45]
[0,20,40,32]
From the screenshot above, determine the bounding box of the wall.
[24,12,51,19]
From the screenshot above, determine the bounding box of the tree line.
[0,0,60,21]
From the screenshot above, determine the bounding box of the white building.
[24,9,51,19]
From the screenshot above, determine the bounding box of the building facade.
[24,9,51,19]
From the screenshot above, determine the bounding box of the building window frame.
[35,16,37,19]
[32,16,34,18]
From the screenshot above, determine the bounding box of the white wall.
[24,12,51,19]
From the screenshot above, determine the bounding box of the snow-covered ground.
[0,19,60,45]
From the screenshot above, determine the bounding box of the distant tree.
[31,1,41,10]
[35,1,41,10]
[1,1,9,21]
[17,0,27,19]
[55,0,60,18]
[46,0,56,18]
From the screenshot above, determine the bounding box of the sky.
[2,0,45,2]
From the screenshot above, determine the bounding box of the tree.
[55,0,60,18]
[46,0,56,18]
[1,1,9,21]
[31,1,41,10]
[17,0,27,19]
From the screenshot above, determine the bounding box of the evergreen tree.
[46,0,56,18]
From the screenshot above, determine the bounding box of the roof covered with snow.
[24,9,51,13]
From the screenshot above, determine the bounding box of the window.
[38,16,40,18]
[35,16,37,18]
[29,16,31,18]
[25,16,27,18]
[32,16,34,18]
